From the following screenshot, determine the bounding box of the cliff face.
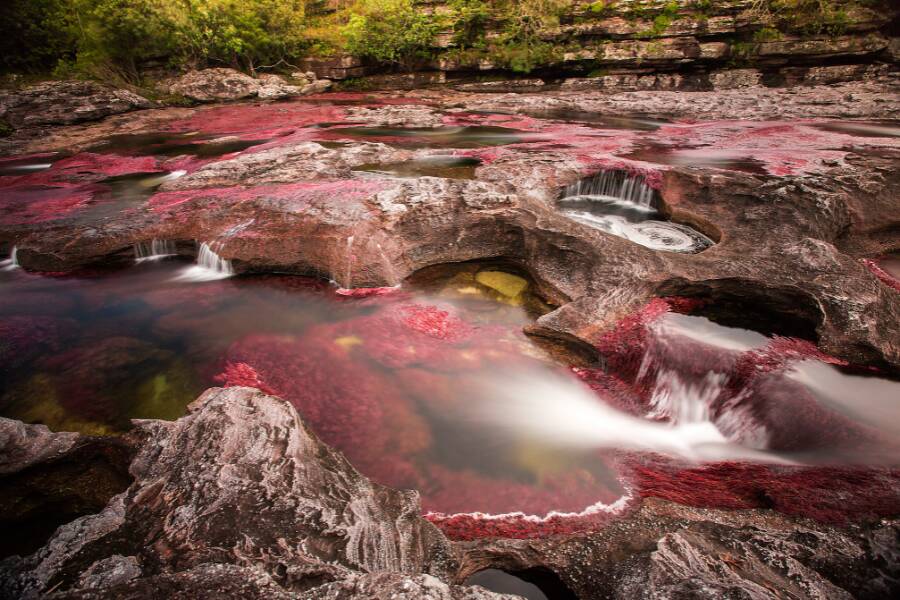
[304,0,899,90]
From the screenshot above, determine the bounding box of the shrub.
[342,0,438,67]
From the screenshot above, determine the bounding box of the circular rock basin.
[558,170,714,253]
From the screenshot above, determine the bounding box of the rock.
[159,68,325,103]
[455,498,900,599]
[454,80,546,93]
[160,68,261,102]
[0,419,133,559]
[0,387,455,598]
[709,68,763,89]
[298,573,517,599]
[0,81,152,128]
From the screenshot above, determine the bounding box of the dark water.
[354,156,482,179]
[87,132,268,157]
[623,144,769,174]
[465,570,550,600]
[322,125,532,148]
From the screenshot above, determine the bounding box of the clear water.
[2,104,899,530]
[321,125,533,148]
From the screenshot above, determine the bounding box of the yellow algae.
[130,364,198,421]
[334,335,364,349]
[475,271,528,299]
[2,374,115,436]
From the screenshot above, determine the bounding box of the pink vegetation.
[165,103,347,138]
[862,258,900,292]
[630,459,900,524]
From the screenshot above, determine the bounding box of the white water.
[175,242,234,282]
[565,211,713,253]
[563,170,656,208]
[1,246,18,270]
[134,239,177,262]
[343,235,355,289]
[376,242,400,287]
[472,368,779,463]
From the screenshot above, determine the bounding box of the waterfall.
[342,235,355,290]
[174,242,234,282]
[134,239,177,262]
[1,246,18,270]
[376,243,400,288]
[562,170,656,208]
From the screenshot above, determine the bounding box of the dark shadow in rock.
[656,278,824,342]
[466,567,578,600]
[0,436,134,559]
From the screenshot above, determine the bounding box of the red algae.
[165,102,347,137]
[863,257,900,292]
[629,458,900,524]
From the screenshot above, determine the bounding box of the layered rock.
[0,387,459,599]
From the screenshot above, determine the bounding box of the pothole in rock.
[656,279,823,341]
[621,143,769,174]
[558,169,714,253]
[465,568,577,600]
[87,132,268,158]
[525,108,670,131]
[812,121,900,138]
[320,125,535,148]
[354,155,482,179]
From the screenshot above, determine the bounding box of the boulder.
[0,81,152,128]
[0,387,455,598]
[160,68,331,103]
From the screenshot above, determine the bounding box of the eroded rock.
[0,387,454,598]
[159,68,331,103]
[0,81,152,128]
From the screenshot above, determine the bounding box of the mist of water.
[175,242,235,281]
[0,246,18,271]
[563,170,656,208]
[134,239,177,262]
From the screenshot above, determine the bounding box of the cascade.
[0,246,18,270]
[175,242,235,282]
[134,239,177,261]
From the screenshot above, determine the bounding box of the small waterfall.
[376,243,400,288]
[175,242,234,282]
[1,246,18,270]
[563,170,656,208]
[342,235,355,289]
[134,239,177,262]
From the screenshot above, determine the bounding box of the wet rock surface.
[1,388,896,599]
[0,387,457,599]
[1,77,899,599]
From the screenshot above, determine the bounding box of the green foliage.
[0,119,13,137]
[753,26,782,41]
[750,0,853,36]
[449,0,491,48]
[637,0,680,38]
[342,0,438,67]
[0,0,75,73]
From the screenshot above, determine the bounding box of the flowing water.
[2,105,899,541]
[558,170,714,253]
